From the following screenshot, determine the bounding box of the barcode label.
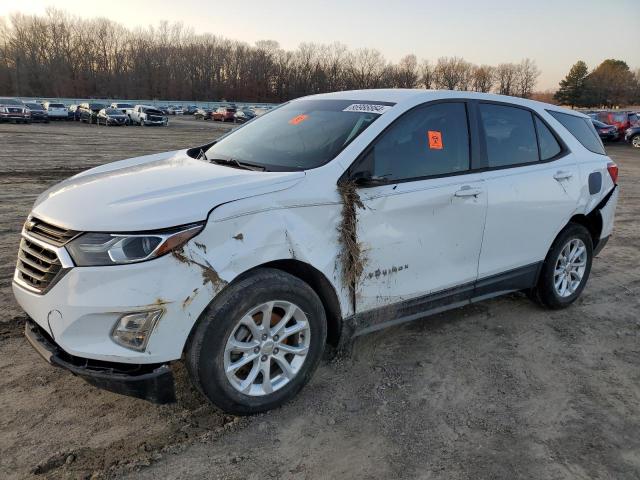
[343,104,392,114]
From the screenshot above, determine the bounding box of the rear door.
[353,101,488,313]
[476,102,580,283]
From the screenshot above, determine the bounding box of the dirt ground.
[0,118,639,480]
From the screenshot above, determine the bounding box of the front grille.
[8,107,23,113]
[24,217,78,247]
[148,115,163,121]
[16,238,63,292]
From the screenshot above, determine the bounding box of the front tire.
[529,223,593,309]
[186,268,327,414]
[631,134,640,149]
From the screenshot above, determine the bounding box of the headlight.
[66,223,203,266]
[0,107,7,113]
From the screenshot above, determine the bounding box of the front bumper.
[0,113,28,121]
[142,119,167,126]
[25,319,176,403]
[12,238,214,364]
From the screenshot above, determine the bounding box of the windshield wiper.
[209,157,266,172]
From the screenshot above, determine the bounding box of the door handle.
[553,170,573,181]
[454,186,482,197]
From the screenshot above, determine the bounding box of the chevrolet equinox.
[14,90,619,414]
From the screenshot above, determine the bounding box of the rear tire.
[528,223,593,309]
[186,268,327,414]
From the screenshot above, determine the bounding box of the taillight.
[607,162,619,184]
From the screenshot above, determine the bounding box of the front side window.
[361,102,470,182]
[548,110,605,155]
[480,104,538,168]
[534,117,562,160]
[205,99,391,171]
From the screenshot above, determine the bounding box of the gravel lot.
[0,118,639,479]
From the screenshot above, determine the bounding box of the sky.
[1,0,639,91]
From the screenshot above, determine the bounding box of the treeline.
[554,59,640,108]
[0,8,542,102]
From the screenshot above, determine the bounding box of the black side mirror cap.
[350,170,389,187]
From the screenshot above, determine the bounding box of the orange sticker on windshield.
[428,131,443,149]
[289,114,308,125]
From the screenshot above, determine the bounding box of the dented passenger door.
[352,101,487,313]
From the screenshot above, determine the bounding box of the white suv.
[13,90,618,414]
[43,101,68,120]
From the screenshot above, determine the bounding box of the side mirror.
[350,170,389,187]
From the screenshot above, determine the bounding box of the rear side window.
[366,102,470,181]
[548,111,605,155]
[479,104,538,167]
[534,117,562,160]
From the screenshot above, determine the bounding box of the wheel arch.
[237,259,343,347]
[568,210,603,250]
[183,258,344,355]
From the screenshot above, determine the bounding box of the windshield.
[205,99,393,171]
[116,104,133,108]
[48,103,65,108]
[26,103,44,110]
[89,103,105,110]
[105,108,121,115]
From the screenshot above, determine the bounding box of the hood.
[32,150,305,232]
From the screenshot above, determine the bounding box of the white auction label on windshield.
[343,104,392,114]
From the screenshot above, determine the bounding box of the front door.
[352,101,488,315]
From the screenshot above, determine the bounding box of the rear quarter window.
[548,111,605,155]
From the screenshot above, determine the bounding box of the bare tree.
[514,58,540,98]
[395,54,418,88]
[418,60,434,89]
[472,65,494,92]
[494,63,519,96]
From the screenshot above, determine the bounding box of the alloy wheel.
[223,300,310,396]
[553,238,587,297]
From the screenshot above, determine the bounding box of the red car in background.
[212,106,237,122]
[595,111,640,136]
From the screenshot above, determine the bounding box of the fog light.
[111,309,163,351]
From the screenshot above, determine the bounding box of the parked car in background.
[13,91,619,414]
[592,119,618,142]
[158,105,170,115]
[110,103,135,120]
[625,125,640,148]
[24,102,49,123]
[213,106,237,122]
[0,98,30,123]
[167,105,184,115]
[185,105,199,115]
[194,108,214,120]
[43,101,68,120]
[595,111,638,136]
[67,105,79,121]
[97,108,129,126]
[234,108,256,124]
[77,103,101,124]
[130,105,168,126]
